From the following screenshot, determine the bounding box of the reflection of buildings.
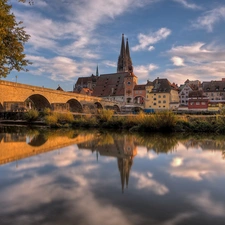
[78,134,137,193]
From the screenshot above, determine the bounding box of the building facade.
[145,78,179,110]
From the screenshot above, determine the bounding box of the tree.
[0,0,31,78]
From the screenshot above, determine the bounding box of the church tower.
[117,34,133,73]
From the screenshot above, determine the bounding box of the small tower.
[124,72,137,104]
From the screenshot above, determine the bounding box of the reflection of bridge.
[0,80,123,112]
[0,132,95,165]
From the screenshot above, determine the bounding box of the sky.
[3,0,225,91]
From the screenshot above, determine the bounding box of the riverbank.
[1,109,225,133]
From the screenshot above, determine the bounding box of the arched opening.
[134,96,144,105]
[67,99,83,112]
[113,105,120,113]
[28,134,47,147]
[25,95,51,111]
[0,103,3,112]
[95,102,103,109]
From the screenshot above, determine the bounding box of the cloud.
[27,55,94,81]
[134,63,159,82]
[164,42,225,84]
[171,56,185,66]
[173,0,202,10]
[132,28,171,51]
[192,7,225,32]
[189,191,225,216]
[171,157,183,167]
[132,172,169,195]
[102,60,117,68]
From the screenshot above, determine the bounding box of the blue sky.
[4,0,225,91]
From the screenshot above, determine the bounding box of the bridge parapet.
[0,80,123,112]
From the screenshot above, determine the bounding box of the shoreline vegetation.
[1,108,225,133]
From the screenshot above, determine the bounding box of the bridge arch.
[114,105,120,112]
[94,102,103,109]
[67,99,83,112]
[25,94,51,111]
[27,134,48,147]
[0,103,3,112]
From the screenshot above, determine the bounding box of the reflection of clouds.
[189,191,225,217]
[168,146,225,181]
[132,172,169,195]
[52,146,93,167]
[162,212,196,225]
[136,146,158,160]
[171,157,183,167]
[0,155,142,225]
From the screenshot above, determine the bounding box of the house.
[188,90,208,111]
[202,79,225,101]
[145,78,179,110]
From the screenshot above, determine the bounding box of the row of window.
[190,102,206,105]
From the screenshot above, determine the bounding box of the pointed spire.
[96,65,99,76]
[126,38,133,72]
[117,34,127,72]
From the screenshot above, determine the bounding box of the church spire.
[126,38,133,72]
[96,65,99,76]
[117,34,127,72]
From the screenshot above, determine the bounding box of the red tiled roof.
[92,72,129,97]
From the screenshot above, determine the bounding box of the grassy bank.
[1,109,225,133]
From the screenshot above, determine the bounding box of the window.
[154,98,156,100]
[201,102,206,105]
[163,100,166,103]
[196,102,200,105]
[158,101,161,103]
[163,95,166,98]
[127,81,131,85]
[154,103,156,105]
[159,95,161,98]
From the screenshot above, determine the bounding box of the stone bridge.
[0,80,123,112]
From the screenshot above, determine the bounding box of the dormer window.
[206,87,210,91]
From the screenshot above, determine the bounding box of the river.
[0,126,225,225]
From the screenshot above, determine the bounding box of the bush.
[44,112,74,127]
[25,109,39,122]
[97,109,114,122]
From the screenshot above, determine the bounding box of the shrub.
[58,112,74,123]
[97,109,114,122]
[25,109,39,122]
[44,114,58,126]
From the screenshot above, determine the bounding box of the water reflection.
[1,127,225,225]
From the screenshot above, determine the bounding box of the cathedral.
[74,34,144,105]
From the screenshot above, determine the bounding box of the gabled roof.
[151,78,178,93]
[75,75,98,86]
[202,81,225,92]
[92,72,129,97]
[189,90,206,97]
[56,85,64,91]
